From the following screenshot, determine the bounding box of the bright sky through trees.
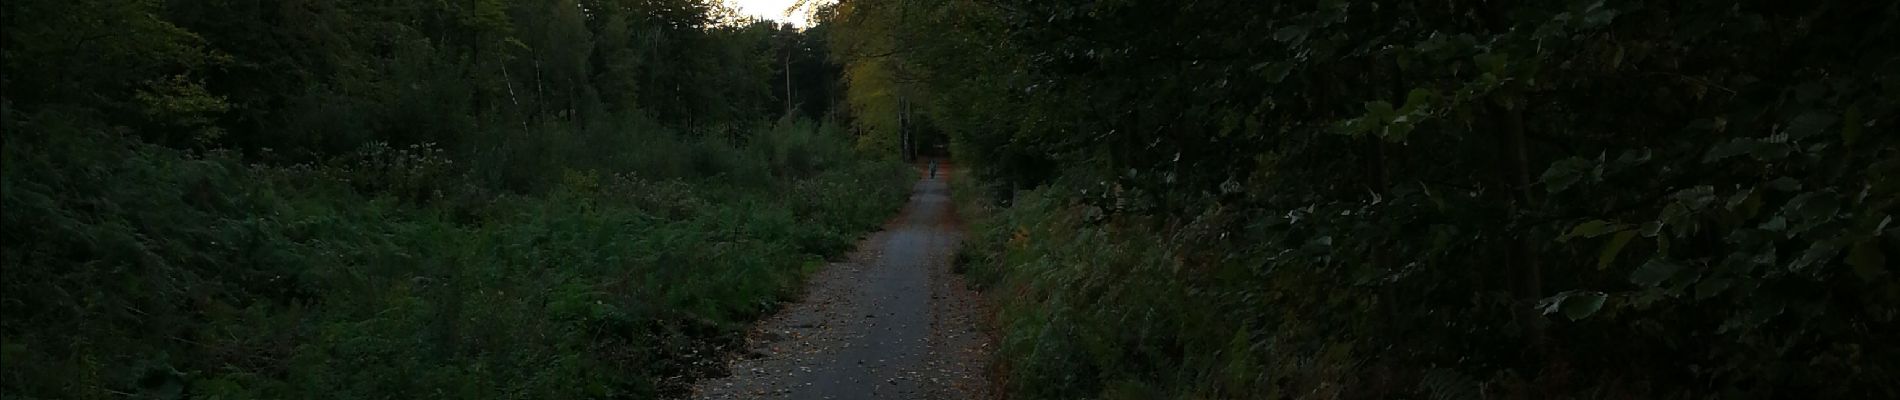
[729,0,818,26]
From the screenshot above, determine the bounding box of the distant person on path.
[929,160,938,179]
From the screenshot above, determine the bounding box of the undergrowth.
[0,114,911,399]
[957,172,1896,399]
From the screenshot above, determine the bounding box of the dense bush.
[1,0,905,397]
[840,0,1900,398]
[0,114,909,398]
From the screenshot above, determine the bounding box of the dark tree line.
[4,0,845,165]
[1,0,916,398]
[829,0,1899,398]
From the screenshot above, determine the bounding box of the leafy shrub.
[0,112,909,398]
[882,0,1899,398]
[320,141,459,204]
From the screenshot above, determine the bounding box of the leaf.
[1554,291,1607,321]
[1640,221,1664,237]
[1559,219,1618,242]
[1630,259,1684,287]
[1598,230,1638,269]
[1400,88,1434,114]
[1253,62,1293,83]
[1383,120,1417,142]
[1537,291,1604,320]
[1788,242,1839,272]
[1364,101,1396,121]
[1658,202,1689,228]
[1703,138,1762,163]
[1783,112,1838,140]
[1724,187,1756,210]
[1540,157,1593,193]
[1847,241,1886,281]
[1273,26,1308,43]
[1783,192,1841,221]
[1609,148,1651,170]
[1581,7,1617,27]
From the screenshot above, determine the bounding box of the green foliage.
[4,0,840,158]
[894,0,1899,398]
[0,114,907,398]
[0,0,906,397]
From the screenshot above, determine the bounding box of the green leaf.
[1598,230,1638,269]
[1559,219,1618,242]
[1273,26,1308,43]
[1333,117,1373,136]
[1640,221,1664,237]
[1382,121,1417,142]
[1847,241,1886,281]
[1758,216,1787,232]
[1783,112,1838,140]
[1253,62,1294,83]
[1609,148,1652,171]
[1364,101,1396,121]
[1724,187,1756,210]
[1540,291,1608,321]
[1540,157,1593,193]
[1630,259,1684,287]
[1399,88,1434,114]
[1703,138,1762,163]
[1783,192,1841,221]
[1788,242,1839,272]
[1579,0,1618,27]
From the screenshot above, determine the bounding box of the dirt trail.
[692,164,995,400]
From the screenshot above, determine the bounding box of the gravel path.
[691,166,995,400]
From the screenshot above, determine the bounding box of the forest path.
[691,163,995,400]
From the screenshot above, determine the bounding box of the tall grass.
[0,113,911,399]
